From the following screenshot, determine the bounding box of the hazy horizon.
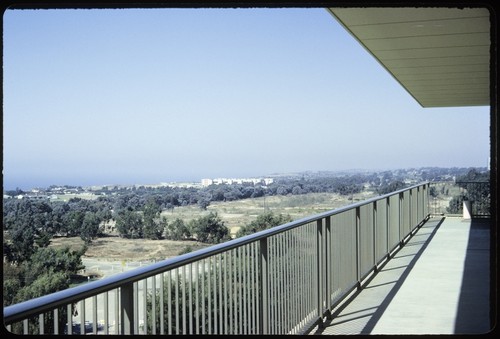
[3,8,490,191]
[3,165,491,191]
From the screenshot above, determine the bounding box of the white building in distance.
[201,177,273,187]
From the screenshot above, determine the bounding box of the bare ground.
[50,191,453,263]
[50,235,209,262]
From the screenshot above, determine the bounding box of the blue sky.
[2,8,490,190]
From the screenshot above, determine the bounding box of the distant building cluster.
[3,186,88,201]
[201,177,274,187]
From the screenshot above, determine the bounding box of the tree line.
[3,167,487,311]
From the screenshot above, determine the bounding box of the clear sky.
[2,8,490,190]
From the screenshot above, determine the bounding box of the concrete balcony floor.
[313,216,492,335]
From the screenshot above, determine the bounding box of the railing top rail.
[4,181,429,323]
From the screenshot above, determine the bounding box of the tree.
[165,218,191,240]
[4,246,85,306]
[197,198,211,210]
[236,211,292,237]
[7,222,36,263]
[189,212,230,244]
[143,200,164,240]
[65,210,85,237]
[377,180,406,195]
[81,212,101,243]
[115,209,144,239]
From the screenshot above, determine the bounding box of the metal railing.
[4,182,430,335]
[456,181,490,217]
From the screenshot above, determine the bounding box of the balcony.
[3,5,496,336]
[313,216,491,334]
[3,182,493,335]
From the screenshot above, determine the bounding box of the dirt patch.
[50,236,209,262]
[48,192,385,262]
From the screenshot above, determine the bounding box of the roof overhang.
[327,7,491,108]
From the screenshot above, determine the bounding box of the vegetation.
[236,211,292,237]
[3,167,488,308]
[447,169,490,215]
[188,212,231,244]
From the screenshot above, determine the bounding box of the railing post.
[373,201,377,270]
[399,193,403,247]
[355,207,361,289]
[120,282,134,335]
[325,217,332,319]
[259,238,269,334]
[316,219,323,327]
[386,196,390,259]
[417,186,420,224]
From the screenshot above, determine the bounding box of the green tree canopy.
[189,212,230,244]
[236,211,292,237]
[143,200,164,240]
[115,209,144,239]
[165,218,191,240]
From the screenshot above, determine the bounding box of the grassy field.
[163,190,378,237]
[50,186,457,263]
[50,191,377,262]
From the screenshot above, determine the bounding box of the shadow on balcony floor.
[313,217,491,335]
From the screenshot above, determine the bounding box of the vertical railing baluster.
[408,189,415,234]
[355,207,361,289]
[218,254,223,334]
[207,258,212,335]
[189,264,193,334]
[305,225,309,327]
[115,289,119,334]
[92,295,97,334]
[195,261,200,335]
[202,259,207,335]
[152,275,156,335]
[277,235,282,334]
[286,232,290,333]
[224,251,229,334]
[316,219,323,327]
[281,234,286,333]
[80,299,85,335]
[254,242,257,334]
[175,268,179,335]
[103,291,109,335]
[54,308,59,335]
[229,250,233,334]
[167,270,172,335]
[269,237,275,334]
[243,245,248,335]
[373,201,377,270]
[66,303,73,335]
[214,256,219,334]
[399,192,403,246]
[182,265,186,334]
[386,197,390,259]
[120,283,134,335]
[325,216,331,318]
[39,313,44,334]
[259,237,269,334]
[239,246,243,334]
[142,280,147,334]
[133,282,139,334]
[160,273,164,335]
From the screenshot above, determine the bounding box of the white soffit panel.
[327,7,490,107]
